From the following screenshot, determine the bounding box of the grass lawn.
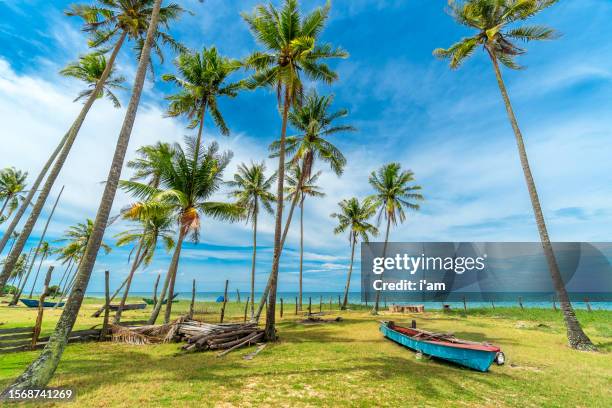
[0,297,610,407]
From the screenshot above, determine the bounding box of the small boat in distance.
[20,298,65,308]
[142,298,178,305]
[380,321,505,372]
[107,303,147,311]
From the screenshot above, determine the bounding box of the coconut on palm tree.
[113,202,175,322]
[284,165,324,310]
[0,167,28,221]
[331,197,378,310]
[121,138,243,324]
[242,0,347,339]
[0,0,184,293]
[368,163,423,315]
[227,162,276,317]
[434,0,595,351]
[163,47,242,149]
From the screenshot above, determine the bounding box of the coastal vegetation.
[0,0,604,401]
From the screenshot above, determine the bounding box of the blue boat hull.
[20,299,65,308]
[380,323,498,372]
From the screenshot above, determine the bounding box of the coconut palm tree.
[243,0,347,339]
[331,197,378,310]
[28,241,52,298]
[284,165,324,310]
[368,163,423,315]
[270,90,354,247]
[163,47,242,150]
[0,167,28,221]
[434,0,595,351]
[113,202,175,322]
[121,138,243,324]
[127,142,174,188]
[227,162,277,317]
[3,253,28,288]
[0,0,184,293]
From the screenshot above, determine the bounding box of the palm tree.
[331,197,378,310]
[113,203,175,322]
[434,0,595,351]
[284,165,324,310]
[3,253,28,288]
[0,167,28,221]
[243,0,347,339]
[127,142,173,188]
[0,0,184,293]
[270,90,354,248]
[163,47,242,150]
[368,163,423,314]
[227,162,277,317]
[28,241,52,298]
[121,138,242,324]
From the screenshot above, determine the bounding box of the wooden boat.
[107,303,147,311]
[380,321,505,372]
[20,298,65,308]
[142,297,178,305]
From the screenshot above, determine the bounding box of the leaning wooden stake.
[189,279,196,319]
[338,295,341,308]
[244,296,250,322]
[308,297,312,315]
[462,295,467,313]
[32,266,53,347]
[236,289,241,303]
[100,270,110,340]
[280,298,283,318]
[152,273,160,308]
[329,297,332,311]
[585,297,592,312]
[518,296,524,311]
[319,296,322,312]
[220,279,229,323]
[552,295,557,311]
[491,300,495,310]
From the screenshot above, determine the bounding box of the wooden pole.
[338,295,341,308]
[295,296,298,315]
[100,270,110,340]
[220,279,229,323]
[236,289,240,303]
[308,297,312,315]
[462,295,467,313]
[329,296,332,311]
[319,296,322,312]
[152,273,160,308]
[585,297,592,312]
[491,300,495,310]
[189,279,196,319]
[552,295,557,311]
[280,298,283,318]
[243,296,249,322]
[518,296,524,311]
[32,266,53,347]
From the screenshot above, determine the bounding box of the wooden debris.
[243,343,266,360]
[389,304,425,313]
[177,319,263,353]
[299,316,343,325]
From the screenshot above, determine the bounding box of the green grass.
[0,297,610,407]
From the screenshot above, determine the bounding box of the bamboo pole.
[100,270,110,340]
[32,266,53,347]
[220,280,229,323]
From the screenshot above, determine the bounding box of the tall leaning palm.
[0,167,28,221]
[0,0,184,292]
[121,138,242,325]
[227,162,276,318]
[369,163,423,315]
[163,47,242,150]
[243,0,347,339]
[331,197,378,310]
[1,0,174,394]
[434,0,595,351]
[284,166,324,310]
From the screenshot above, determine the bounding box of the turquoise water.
[85,291,612,310]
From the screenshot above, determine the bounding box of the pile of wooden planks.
[175,319,264,354]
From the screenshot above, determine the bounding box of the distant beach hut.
[216,295,225,303]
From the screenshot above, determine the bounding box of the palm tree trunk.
[114,242,144,323]
[0,132,68,254]
[250,208,258,318]
[54,260,73,298]
[0,32,127,294]
[341,235,356,310]
[0,197,9,219]
[487,49,595,351]
[264,86,291,341]
[161,229,185,324]
[28,252,47,299]
[372,216,391,315]
[298,198,304,311]
[0,4,162,392]
[10,186,64,306]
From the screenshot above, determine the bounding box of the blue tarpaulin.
[215,295,225,303]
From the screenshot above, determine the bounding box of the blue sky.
[1,0,611,294]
